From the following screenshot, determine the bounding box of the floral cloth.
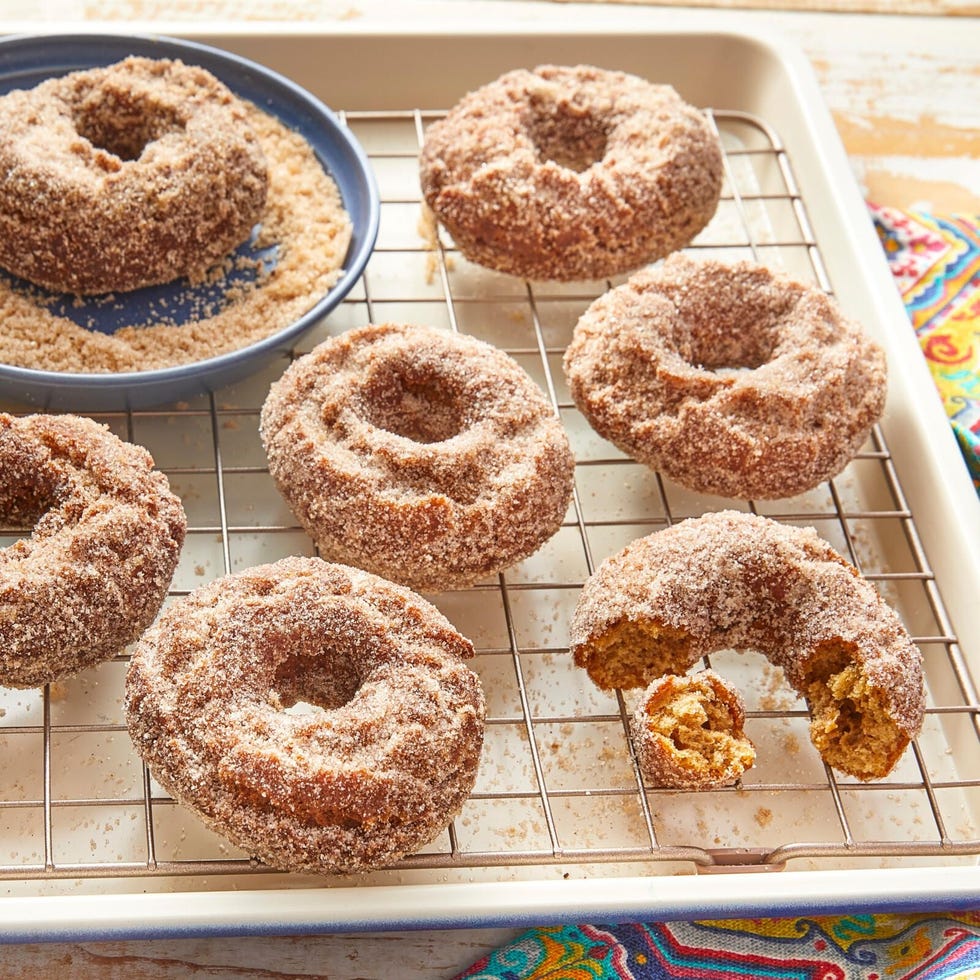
[455,913,980,979]
[871,205,980,493]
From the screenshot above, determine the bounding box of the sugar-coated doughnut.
[419,65,722,281]
[124,556,486,875]
[631,670,756,790]
[563,254,887,500]
[0,413,186,687]
[260,323,575,592]
[0,56,268,294]
[570,511,924,781]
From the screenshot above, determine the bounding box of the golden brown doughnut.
[570,511,924,781]
[0,56,267,294]
[260,323,575,592]
[0,413,186,687]
[419,65,722,281]
[563,254,888,500]
[630,670,756,790]
[124,556,486,875]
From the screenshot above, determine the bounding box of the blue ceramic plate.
[0,33,379,411]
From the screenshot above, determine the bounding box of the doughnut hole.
[633,672,755,788]
[273,648,362,714]
[356,362,469,445]
[803,642,909,781]
[575,617,693,690]
[523,96,610,172]
[0,472,57,530]
[681,309,781,376]
[72,91,186,163]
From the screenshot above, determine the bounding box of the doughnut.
[0,56,268,295]
[260,323,575,592]
[631,670,755,789]
[124,556,486,875]
[570,511,924,781]
[0,413,186,688]
[419,64,722,281]
[563,254,888,500]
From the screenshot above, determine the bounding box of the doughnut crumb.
[631,670,756,789]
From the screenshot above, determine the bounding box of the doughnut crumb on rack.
[420,64,722,281]
[570,511,924,781]
[631,670,756,790]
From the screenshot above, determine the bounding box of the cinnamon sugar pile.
[0,101,352,374]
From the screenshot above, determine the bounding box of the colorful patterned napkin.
[455,912,980,979]
[871,205,980,493]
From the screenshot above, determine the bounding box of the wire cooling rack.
[0,106,978,893]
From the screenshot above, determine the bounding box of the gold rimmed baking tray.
[0,19,977,941]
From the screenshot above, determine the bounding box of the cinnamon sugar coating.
[631,669,756,790]
[563,254,888,499]
[419,65,722,281]
[0,56,268,294]
[260,323,575,592]
[0,413,186,687]
[124,556,486,875]
[570,511,924,780]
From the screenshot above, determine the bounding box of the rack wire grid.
[1,105,978,894]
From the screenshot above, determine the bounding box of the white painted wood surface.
[0,2,976,977]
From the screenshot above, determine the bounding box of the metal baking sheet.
[0,22,977,940]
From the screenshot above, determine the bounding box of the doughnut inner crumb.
[636,676,756,787]
[575,617,692,691]
[804,642,909,780]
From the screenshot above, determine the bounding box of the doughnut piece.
[631,670,755,789]
[0,56,268,294]
[419,65,722,281]
[260,323,575,592]
[124,556,486,875]
[570,511,924,780]
[0,413,186,687]
[563,254,887,499]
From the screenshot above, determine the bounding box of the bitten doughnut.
[0,56,268,294]
[419,64,722,281]
[563,254,888,499]
[124,556,486,875]
[631,670,756,790]
[260,323,575,592]
[0,413,186,688]
[570,511,924,781]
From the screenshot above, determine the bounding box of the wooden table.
[0,2,976,977]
